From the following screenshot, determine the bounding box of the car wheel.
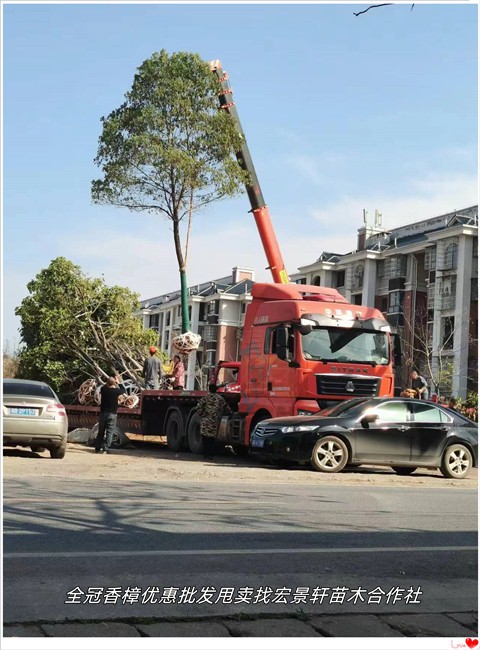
[391,466,417,475]
[311,436,349,473]
[440,444,473,479]
[49,442,67,459]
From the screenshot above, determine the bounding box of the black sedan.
[250,398,478,479]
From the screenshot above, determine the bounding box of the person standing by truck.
[95,375,126,454]
[170,354,185,390]
[410,371,429,400]
[196,383,233,457]
[143,346,163,389]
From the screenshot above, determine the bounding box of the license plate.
[251,437,264,448]
[9,408,37,416]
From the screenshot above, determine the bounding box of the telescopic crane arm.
[210,60,290,285]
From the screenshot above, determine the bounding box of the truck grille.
[316,374,380,397]
[253,424,281,438]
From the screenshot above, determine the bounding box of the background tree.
[402,304,474,397]
[92,50,248,334]
[15,257,161,401]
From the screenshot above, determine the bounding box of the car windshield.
[302,328,389,366]
[320,398,371,417]
[3,381,56,399]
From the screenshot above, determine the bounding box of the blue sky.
[3,2,478,348]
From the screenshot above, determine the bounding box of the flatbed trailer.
[66,385,242,454]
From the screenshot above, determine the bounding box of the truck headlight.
[281,424,319,433]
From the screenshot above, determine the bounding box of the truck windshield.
[301,328,389,366]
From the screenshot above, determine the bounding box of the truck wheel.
[186,413,204,455]
[166,410,185,452]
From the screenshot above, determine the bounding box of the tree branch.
[353,4,393,16]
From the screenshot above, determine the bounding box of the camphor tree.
[92,50,248,334]
[15,257,159,401]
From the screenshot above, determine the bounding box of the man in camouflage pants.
[196,383,233,458]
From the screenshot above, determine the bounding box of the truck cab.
[235,282,400,445]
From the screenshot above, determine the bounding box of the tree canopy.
[91,50,248,333]
[15,257,158,401]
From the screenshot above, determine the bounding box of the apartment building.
[139,267,254,389]
[292,206,478,399]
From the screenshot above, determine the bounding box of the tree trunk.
[180,270,190,333]
[172,215,190,334]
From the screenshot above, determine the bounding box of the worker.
[410,371,429,400]
[196,383,233,458]
[170,354,185,390]
[95,375,126,454]
[143,346,163,389]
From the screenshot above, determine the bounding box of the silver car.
[3,379,68,458]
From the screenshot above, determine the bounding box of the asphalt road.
[3,474,477,626]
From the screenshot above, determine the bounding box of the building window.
[149,314,159,330]
[208,300,219,314]
[334,270,345,288]
[388,291,404,313]
[377,260,385,278]
[296,277,307,285]
[352,264,364,290]
[198,302,206,322]
[424,247,437,271]
[353,294,362,305]
[380,297,388,313]
[166,311,171,327]
[313,275,321,286]
[442,316,455,350]
[443,243,458,270]
[471,279,478,302]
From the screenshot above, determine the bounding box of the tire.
[110,426,130,449]
[311,435,349,473]
[165,410,185,452]
[440,444,473,479]
[391,466,417,475]
[49,441,67,459]
[232,444,250,457]
[89,423,130,449]
[186,413,204,455]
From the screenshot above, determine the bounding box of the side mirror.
[361,413,378,428]
[276,326,291,362]
[392,333,402,367]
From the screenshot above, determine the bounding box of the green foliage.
[92,50,247,219]
[15,257,157,400]
[92,50,249,332]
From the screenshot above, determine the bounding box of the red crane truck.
[65,61,401,454]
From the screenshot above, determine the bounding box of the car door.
[410,402,453,463]
[353,401,412,462]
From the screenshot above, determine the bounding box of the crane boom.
[210,60,290,284]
